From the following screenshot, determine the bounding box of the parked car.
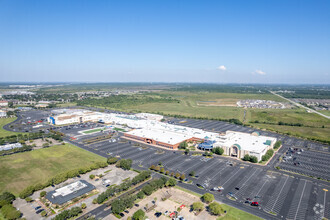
[251,202,259,206]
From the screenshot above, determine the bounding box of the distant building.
[0,143,23,151]
[0,110,6,118]
[46,180,95,205]
[49,110,104,125]
[0,100,8,107]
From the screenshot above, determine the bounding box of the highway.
[270,91,330,120]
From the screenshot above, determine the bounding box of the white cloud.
[217,65,226,71]
[253,69,266,75]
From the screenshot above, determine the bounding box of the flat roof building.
[46,180,95,205]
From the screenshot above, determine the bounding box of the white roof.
[215,131,277,153]
[53,181,87,197]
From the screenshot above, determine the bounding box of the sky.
[0,0,329,84]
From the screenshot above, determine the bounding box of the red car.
[251,202,259,206]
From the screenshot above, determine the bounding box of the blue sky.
[0,0,329,84]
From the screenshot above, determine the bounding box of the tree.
[81,203,87,209]
[175,172,181,179]
[132,209,145,220]
[179,141,188,149]
[166,178,177,187]
[208,202,223,216]
[165,170,169,175]
[142,185,153,196]
[249,156,258,163]
[155,165,160,172]
[212,147,224,155]
[1,204,21,220]
[107,157,118,164]
[150,165,155,170]
[137,191,145,199]
[89,174,95,179]
[201,193,214,204]
[185,149,190,155]
[274,141,282,149]
[243,154,250,161]
[189,171,195,177]
[180,174,185,180]
[0,192,15,204]
[160,168,165,173]
[170,172,174,177]
[40,191,47,197]
[192,201,204,212]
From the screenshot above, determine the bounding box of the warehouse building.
[46,180,95,205]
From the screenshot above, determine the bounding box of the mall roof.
[216,131,277,153]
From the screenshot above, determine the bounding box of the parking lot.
[9,110,330,220]
[279,147,330,180]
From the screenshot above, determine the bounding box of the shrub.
[81,203,87,209]
[89,174,95,179]
[40,191,47,197]
[25,197,32,203]
[41,210,47,217]
[132,209,145,220]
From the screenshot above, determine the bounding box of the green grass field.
[0,117,22,138]
[0,143,106,195]
[82,128,104,134]
[319,110,330,117]
[217,204,262,220]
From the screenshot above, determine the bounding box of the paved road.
[270,91,330,120]
[76,177,152,219]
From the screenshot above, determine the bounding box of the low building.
[0,100,8,107]
[46,180,95,205]
[0,110,6,118]
[0,143,23,151]
[48,110,104,125]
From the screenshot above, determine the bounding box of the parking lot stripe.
[294,180,307,220]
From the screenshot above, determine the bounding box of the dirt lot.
[106,187,217,220]
[25,138,62,148]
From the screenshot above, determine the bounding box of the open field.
[217,204,262,220]
[319,110,330,117]
[78,91,330,142]
[251,123,330,142]
[0,117,22,138]
[0,143,106,195]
